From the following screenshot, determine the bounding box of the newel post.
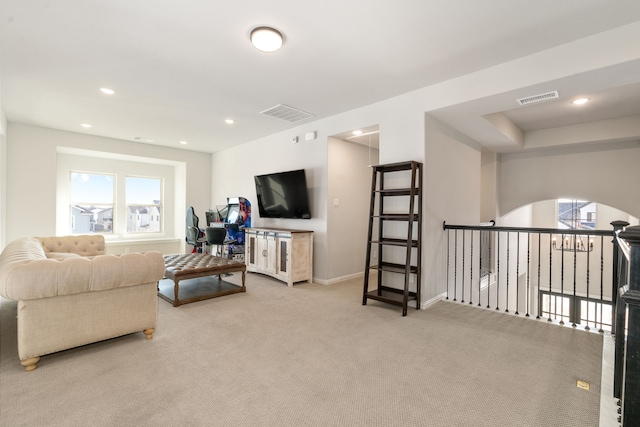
[617,225,640,425]
[612,220,630,400]
[612,220,630,335]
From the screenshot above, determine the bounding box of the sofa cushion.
[45,252,82,259]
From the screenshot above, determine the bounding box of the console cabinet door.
[276,235,291,284]
[257,232,277,274]
[246,234,258,269]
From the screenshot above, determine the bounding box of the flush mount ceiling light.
[81,123,92,128]
[225,119,235,124]
[352,130,363,136]
[179,140,188,145]
[572,98,590,105]
[250,26,283,52]
[99,87,115,95]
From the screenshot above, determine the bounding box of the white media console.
[244,227,313,287]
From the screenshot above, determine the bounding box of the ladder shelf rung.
[370,238,418,247]
[373,214,419,221]
[373,161,421,173]
[375,188,420,196]
[369,262,419,274]
[365,287,418,306]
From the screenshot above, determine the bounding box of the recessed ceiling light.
[100,88,115,95]
[572,98,590,105]
[352,130,363,136]
[225,119,235,124]
[179,140,188,145]
[81,123,92,128]
[250,27,283,52]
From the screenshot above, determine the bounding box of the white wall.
[481,151,498,223]
[327,137,378,282]
[499,140,640,218]
[4,123,211,254]
[0,85,6,248]
[210,125,328,281]
[424,115,482,303]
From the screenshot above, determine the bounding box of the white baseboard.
[314,271,364,285]
[420,292,447,310]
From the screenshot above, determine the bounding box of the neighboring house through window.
[70,172,115,234]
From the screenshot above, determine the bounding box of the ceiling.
[1,1,640,154]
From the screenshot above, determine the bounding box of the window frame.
[69,172,116,235]
[57,150,177,241]
[539,290,612,331]
[124,175,164,234]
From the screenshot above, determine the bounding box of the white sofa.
[0,235,165,371]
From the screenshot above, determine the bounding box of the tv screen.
[254,169,312,219]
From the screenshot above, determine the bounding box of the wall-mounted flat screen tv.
[254,169,312,219]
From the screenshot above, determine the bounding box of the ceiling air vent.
[516,91,559,106]
[133,137,154,143]
[260,104,315,122]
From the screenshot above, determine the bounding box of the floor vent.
[260,104,315,122]
[517,91,559,105]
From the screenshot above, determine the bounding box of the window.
[557,199,596,230]
[555,199,597,252]
[70,172,115,234]
[69,172,164,235]
[540,293,571,324]
[540,291,611,331]
[126,176,162,233]
[580,300,612,331]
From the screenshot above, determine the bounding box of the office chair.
[186,206,200,230]
[185,206,206,252]
[204,226,228,257]
[186,225,206,253]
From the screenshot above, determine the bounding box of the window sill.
[105,236,181,246]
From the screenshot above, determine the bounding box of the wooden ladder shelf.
[362,161,423,316]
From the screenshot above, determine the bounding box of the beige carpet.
[0,273,603,427]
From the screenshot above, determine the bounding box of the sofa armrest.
[0,252,165,300]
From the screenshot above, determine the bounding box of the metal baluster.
[470,230,474,305]
[559,233,565,325]
[536,233,541,319]
[446,229,450,300]
[515,232,520,315]
[461,230,466,303]
[487,230,492,309]
[526,233,530,317]
[599,236,604,333]
[478,230,482,307]
[506,232,510,313]
[496,231,500,311]
[548,234,553,322]
[454,229,458,302]
[572,233,578,328]
[585,234,591,331]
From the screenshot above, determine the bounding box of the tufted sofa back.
[36,235,105,257]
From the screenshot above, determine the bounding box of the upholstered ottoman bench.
[160,253,246,306]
